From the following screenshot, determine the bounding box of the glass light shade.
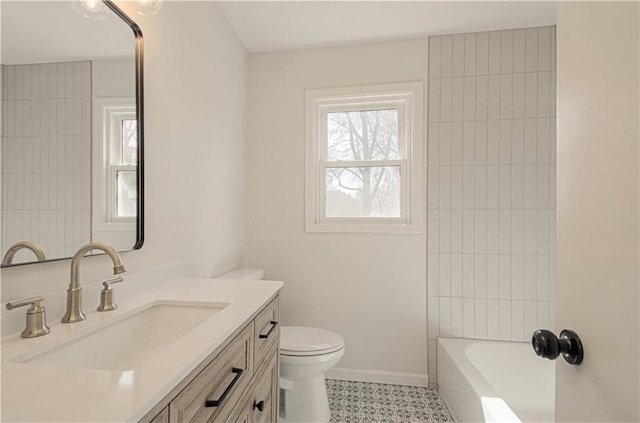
[72,0,109,20]
[133,0,163,16]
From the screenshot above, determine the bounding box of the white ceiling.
[1,1,134,65]
[218,1,557,53]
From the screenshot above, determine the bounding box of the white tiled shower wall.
[1,62,91,263]
[427,27,556,382]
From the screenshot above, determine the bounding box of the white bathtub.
[438,338,555,423]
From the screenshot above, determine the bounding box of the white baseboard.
[326,367,429,387]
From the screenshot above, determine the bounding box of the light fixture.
[72,0,110,20]
[131,0,163,16]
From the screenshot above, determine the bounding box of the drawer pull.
[259,321,278,339]
[253,400,264,412]
[205,367,244,407]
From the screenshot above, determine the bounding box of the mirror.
[0,0,144,267]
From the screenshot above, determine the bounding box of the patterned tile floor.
[326,379,454,423]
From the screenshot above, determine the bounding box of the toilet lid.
[280,326,344,356]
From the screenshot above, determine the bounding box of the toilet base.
[279,374,330,423]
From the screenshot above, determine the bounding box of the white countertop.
[1,277,283,422]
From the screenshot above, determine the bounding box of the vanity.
[1,277,283,422]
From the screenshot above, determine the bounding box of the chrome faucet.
[2,241,46,265]
[62,242,126,323]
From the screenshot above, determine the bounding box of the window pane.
[116,170,137,217]
[325,166,401,218]
[121,119,138,165]
[327,109,399,162]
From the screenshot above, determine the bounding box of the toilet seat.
[280,326,344,357]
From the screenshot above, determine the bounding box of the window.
[94,98,137,229]
[305,83,424,233]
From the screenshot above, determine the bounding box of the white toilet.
[215,268,345,423]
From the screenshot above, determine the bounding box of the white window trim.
[305,82,425,234]
[92,97,137,232]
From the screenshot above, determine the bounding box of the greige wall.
[247,39,429,384]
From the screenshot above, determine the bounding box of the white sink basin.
[12,300,228,371]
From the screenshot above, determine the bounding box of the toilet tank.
[215,268,264,280]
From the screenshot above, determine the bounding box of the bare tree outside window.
[325,109,401,217]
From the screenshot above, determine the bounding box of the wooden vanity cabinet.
[140,296,280,423]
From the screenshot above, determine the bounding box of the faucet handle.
[97,277,124,312]
[6,296,51,338]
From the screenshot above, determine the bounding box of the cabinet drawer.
[170,323,254,423]
[253,297,279,370]
[226,351,278,423]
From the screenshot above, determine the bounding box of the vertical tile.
[474,210,487,253]
[499,165,511,209]
[65,63,74,98]
[538,26,551,72]
[550,255,557,301]
[439,78,451,122]
[524,255,537,301]
[451,209,463,253]
[451,297,464,337]
[428,167,440,210]
[428,296,440,339]
[463,210,474,254]
[428,123,440,166]
[550,26,556,71]
[513,73,525,118]
[550,164,557,209]
[525,28,538,72]
[499,209,511,254]
[16,100,24,137]
[56,99,65,135]
[511,209,524,254]
[440,123,452,165]
[451,123,463,165]
[474,254,487,298]
[500,30,513,74]
[513,29,526,73]
[463,254,475,298]
[486,165,499,209]
[428,210,439,252]
[82,61,91,98]
[452,34,465,77]
[463,298,475,337]
[439,167,451,209]
[486,254,499,300]
[524,301,537,336]
[451,166,463,210]
[512,254,524,299]
[499,120,512,164]
[499,254,511,299]
[439,297,452,337]
[511,300,525,341]
[475,121,488,164]
[511,119,525,164]
[474,166,487,209]
[56,63,65,99]
[464,33,477,76]
[487,75,501,120]
[429,37,442,78]
[463,122,475,165]
[476,76,488,121]
[463,166,475,209]
[451,78,464,122]
[487,299,500,339]
[441,35,453,78]
[429,78,441,123]
[486,211,499,254]
[82,97,91,135]
[537,210,550,255]
[500,74,513,119]
[428,253,440,295]
[15,65,24,100]
[523,210,537,255]
[475,299,488,339]
[488,31,501,75]
[536,302,550,330]
[537,256,550,301]
[23,65,32,100]
[7,66,16,100]
[524,118,537,163]
[476,32,489,75]
[463,77,476,120]
[499,300,512,341]
[538,72,551,118]
[487,120,500,164]
[550,71,557,118]
[537,118,550,163]
[73,98,83,135]
[451,254,463,297]
[439,209,452,253]
[525,72,538,118]
[537,164,550,209]
[73,62,83,98]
